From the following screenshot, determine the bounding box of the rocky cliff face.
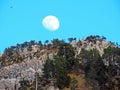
[0,36,114,89]
[0,45,57,89]
[73,37,113,56]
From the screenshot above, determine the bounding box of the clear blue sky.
[0,0,120,53]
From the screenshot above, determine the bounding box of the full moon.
[42,15,60,31]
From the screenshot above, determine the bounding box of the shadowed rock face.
[0,36,113,89]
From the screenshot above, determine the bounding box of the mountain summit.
[0,35,120,90]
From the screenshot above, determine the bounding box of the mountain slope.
[0,35,119,90]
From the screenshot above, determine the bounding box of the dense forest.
[0,35,120,90]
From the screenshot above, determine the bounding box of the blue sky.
[0,0,120,53]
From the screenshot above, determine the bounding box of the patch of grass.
[64,73,92,90]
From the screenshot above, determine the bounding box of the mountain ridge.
[0,35,120,90]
